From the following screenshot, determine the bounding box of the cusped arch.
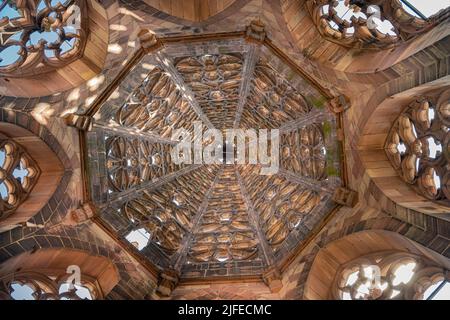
[0,248,120,299]
[358,82,450,216]
[0,0,109,97]
[0,110,69,232]
[281,0,450,73]
[304,230,450,300]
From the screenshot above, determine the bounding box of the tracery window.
[240,59,312,129]
[0,272,97,300]
[334,252,450,300]
[123,190,190,255]
[175,53,242,129]
[385,91,449,205]
[0,139,40,219]
[188,166,259,263]
[116,66,200,138]
[238,165,321,251]
[281,124,327,179]
[119,166,219,256]
[308,0,450,49]
[0,0,87,77]
[106,135,182,193]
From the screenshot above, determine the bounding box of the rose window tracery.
[385,91,449,205]
[0,0,87,76]
[0,139,40,219]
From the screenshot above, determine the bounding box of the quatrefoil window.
[0,139,40,219]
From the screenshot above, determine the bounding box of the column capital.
[138,29,163,53]
[156,269,180,297]
[262,266,283,293]
[245,19,266,43]
[332,187,358,207]
[63,113,92,131]
[328,95,351,114]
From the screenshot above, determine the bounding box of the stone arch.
[357,82,450,216]
[281,0,450,73]
[0,247,120,299]
[0,0,109,97]
[303,230,450,300]
[0,109,71,232]
[282,203,450,300]
[120,0,250,26]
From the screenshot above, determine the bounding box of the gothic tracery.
[385,90,450,205]
[0,0,87,76]
[0,138,39,219]
[0,272,96,300]
[0,0,448,302]
[307,0,446,49]
[335,252,449,300]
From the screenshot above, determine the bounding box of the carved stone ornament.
[332,187,358,207]
[0,138,40,220]
[157,269,180,297]
[333,251,449,300]
[0,0,88,77]
[385,90,449,206]
[245,19,266,43]
[306,0,448,50]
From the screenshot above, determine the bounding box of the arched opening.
[0,122,64,232]
[358,82,450,217]
[282,0,450,73]
[0,248,120,300]
[304,230,450,300]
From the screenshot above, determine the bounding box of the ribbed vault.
[85,29,342,283]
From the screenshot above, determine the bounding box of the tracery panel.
[106,135,183,193]
[307,0,447,50]
[238,165,321,251]
[385,91,449,206]
[188,165,259,263]
[0,272,98,300]
[175,54,243,129]
[121,166,220,257]
[240,58,311,129]
[116,66,201,138]
[0,0,88,76]
[0,138,40,219]
[334,252,449,300]
[281,124,327,180]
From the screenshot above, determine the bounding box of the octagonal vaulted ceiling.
[86,34,342,280]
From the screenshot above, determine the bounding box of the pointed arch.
[0,110,70,232]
